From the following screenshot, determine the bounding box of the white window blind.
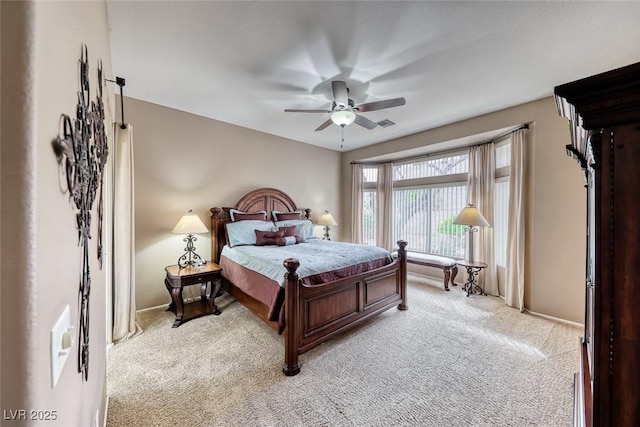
[393,184,467,257]
[494,178,510,266]
[363,189,377,246]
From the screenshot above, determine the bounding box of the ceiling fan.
[284,81,406,131]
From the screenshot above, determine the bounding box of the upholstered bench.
[392,251,458,291]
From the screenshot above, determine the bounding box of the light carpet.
[107,274,581,426]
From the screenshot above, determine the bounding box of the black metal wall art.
[52,44,109,381]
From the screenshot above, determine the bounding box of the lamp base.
[322,225,331,240]
[177,252,204,268]
[465,226,479,263]
[178,234,204,268]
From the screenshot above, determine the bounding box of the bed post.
[210,207,222,264]
[397,240,408,311]
[282,258,301,376]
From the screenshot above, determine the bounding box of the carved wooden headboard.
[210,188,311,264]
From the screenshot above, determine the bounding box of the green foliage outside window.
[437,215,466,237]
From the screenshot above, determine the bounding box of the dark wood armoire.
[554,63,640,427]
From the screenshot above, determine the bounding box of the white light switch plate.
[50,305,73,388]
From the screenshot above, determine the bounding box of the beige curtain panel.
[376,162,394,251]
[468,143,498,296]
[505,129,527,311]
[351,163,364,244]
[112,123,142,342]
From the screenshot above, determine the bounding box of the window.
[494,179,509,265]
[362,166,378,246]
[392,153,469,257]
[392,185,468,256]
[360,138,511,264]
[363,190,377,246]
[493,141,511,266]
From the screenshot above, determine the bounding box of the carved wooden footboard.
[211,188,408,375]
[282,242,407,375]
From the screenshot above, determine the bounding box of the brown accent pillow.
[278,226,297,237]
[255,229,286,246]
[273,211,304,221]
[231,209,267,221]
[276,235,302,246]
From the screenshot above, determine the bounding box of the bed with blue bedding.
[210,188,407,376]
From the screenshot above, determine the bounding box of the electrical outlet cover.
[50,305,72,388]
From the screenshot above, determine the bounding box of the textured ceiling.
[106,1,640,152]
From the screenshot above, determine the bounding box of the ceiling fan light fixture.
[331,110,356,127]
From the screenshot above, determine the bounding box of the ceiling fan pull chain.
[341,125,345,148]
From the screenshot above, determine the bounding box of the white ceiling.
[106,1,640,152]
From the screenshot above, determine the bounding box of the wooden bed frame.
[210,188,407,376]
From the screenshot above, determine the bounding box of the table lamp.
[317,210,338,240]
[172,210,209,268]
[452,203,490,263]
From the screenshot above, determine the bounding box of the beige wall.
[123,97,342,310]
[1,1,114,426]
[342,97,586,324]
[128,95,585,322]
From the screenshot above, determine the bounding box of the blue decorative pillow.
[225,220,275,247]
[274,219,314,241]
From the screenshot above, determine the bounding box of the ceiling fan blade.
[356,97,406,112]
[284,109,331,113]
[354,114,378,130]
[315,118,333,131]
[332,81,349,106]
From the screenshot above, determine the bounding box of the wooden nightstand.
[164,262,223,327]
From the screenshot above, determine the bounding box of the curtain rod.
[484,123,529,146]
[351,123,530,165]
[106,76,127,129]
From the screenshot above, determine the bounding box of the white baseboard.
[137,303,169,313]
[407,271,448,288]
[482,292,583,328]
[103,396,109,427]
[524,308,584,329]
[137,295,208,314]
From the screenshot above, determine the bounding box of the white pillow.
[225,220,275,247]
[275,219,315,241]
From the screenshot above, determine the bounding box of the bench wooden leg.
[450,266,458,287]
[443,269,450,291]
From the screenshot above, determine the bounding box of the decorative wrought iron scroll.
[52,44,108,381]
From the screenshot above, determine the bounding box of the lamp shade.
[317,210,337,226]
[330,110,356,127]
[452,204,490,227]
[171,210,209,234]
